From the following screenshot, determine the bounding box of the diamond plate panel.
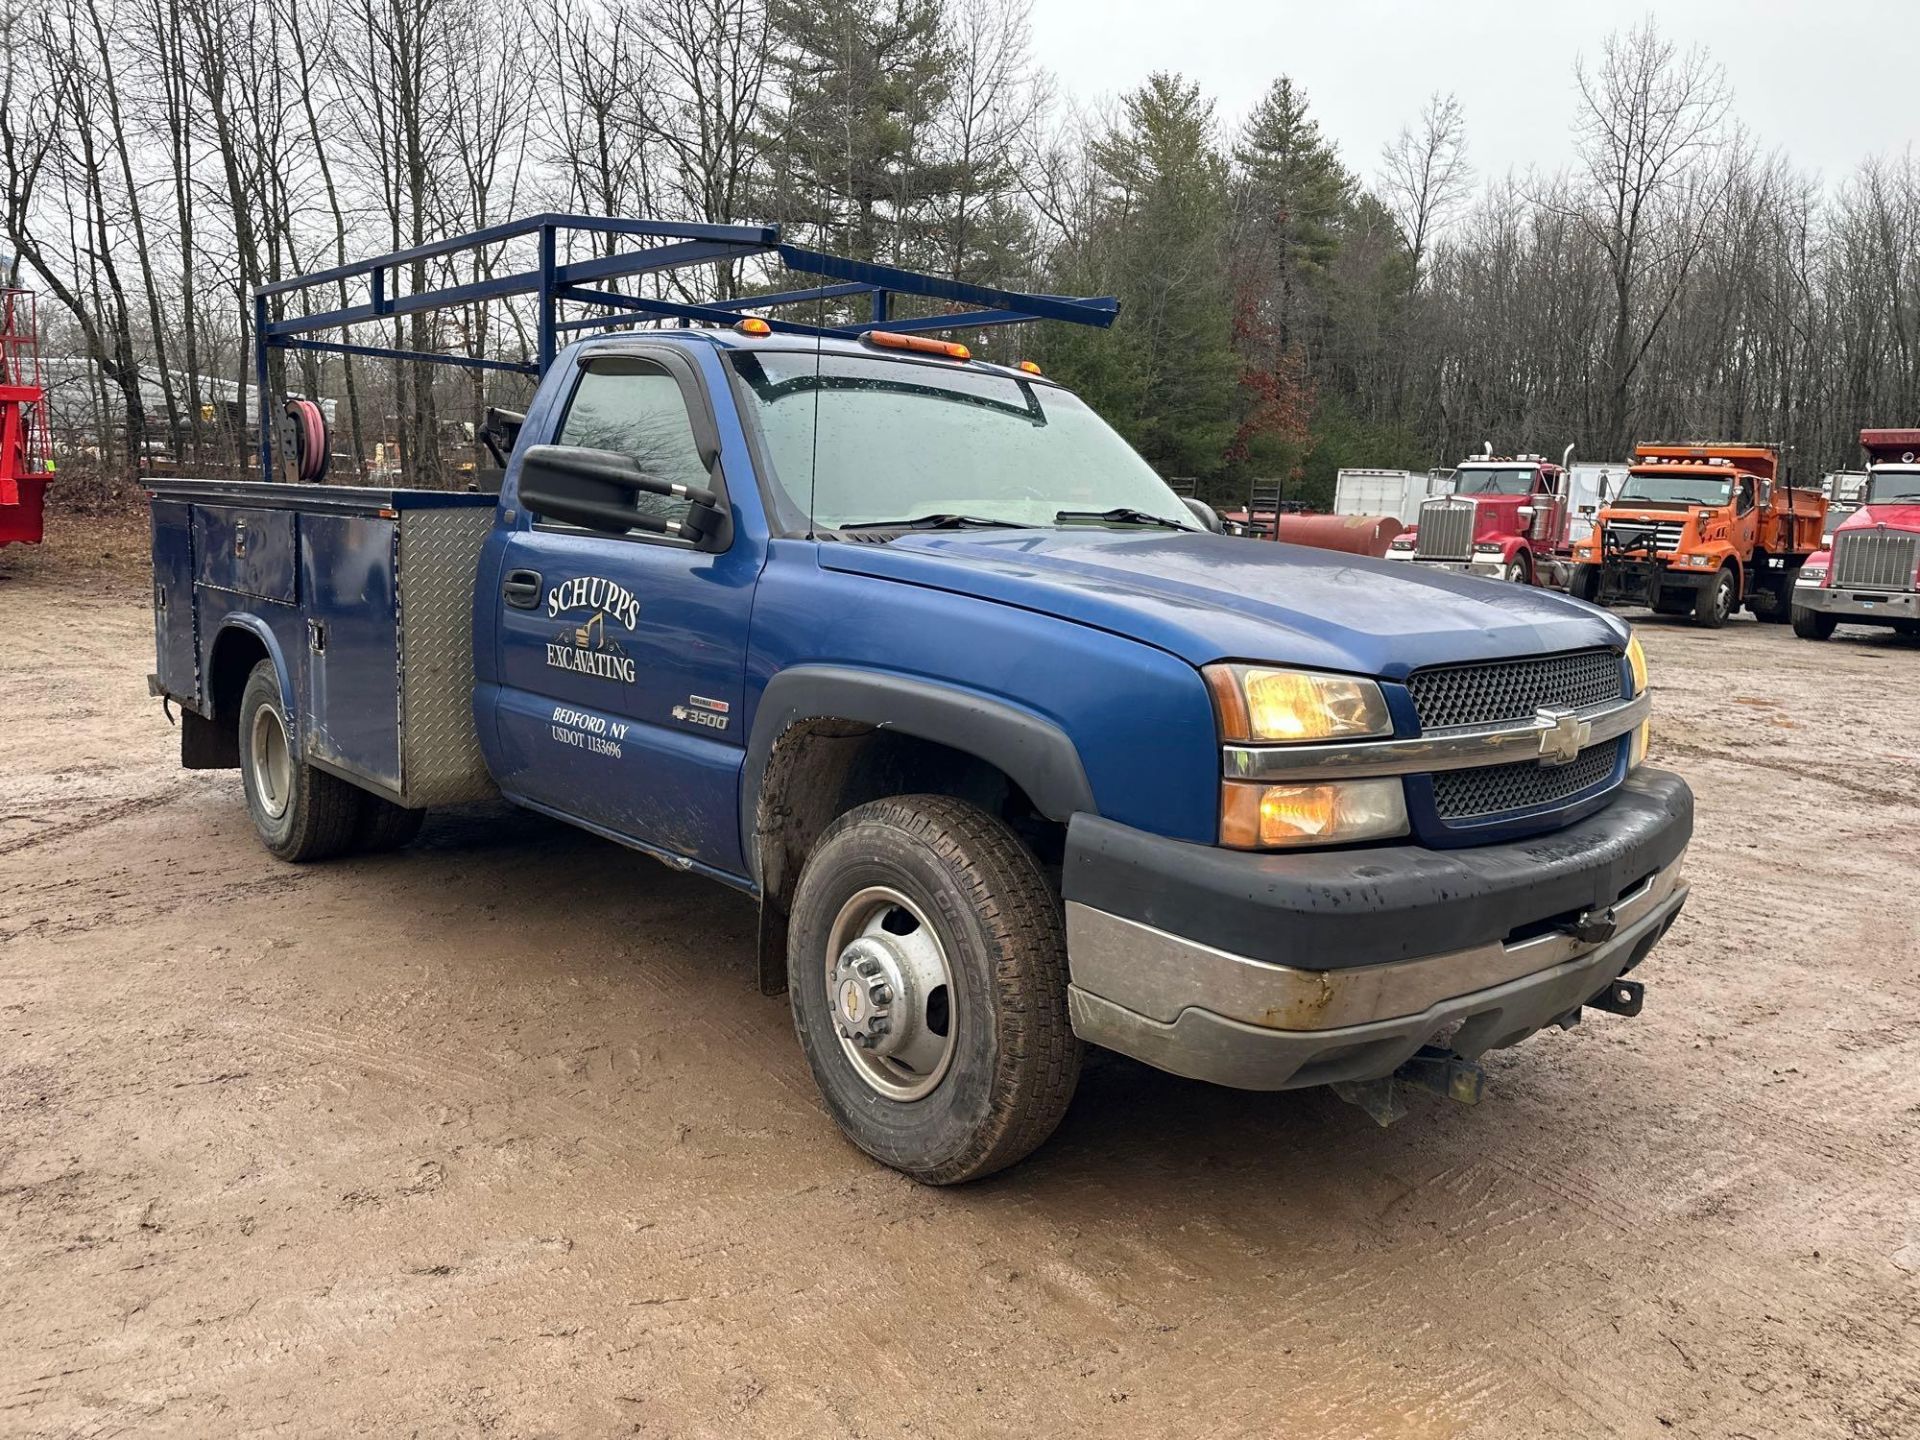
[397,509,500,805]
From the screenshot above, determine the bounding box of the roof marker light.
[735,317,772,337]
[1017,360,1042,375]
[864,330,971,361]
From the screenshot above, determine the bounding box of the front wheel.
[1692,567,1736,628]
[1503,552,1533,585]
[1792,606,1836,641]
[238,660,364,862]
[787,794,1081,1185]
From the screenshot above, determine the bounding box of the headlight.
[1797,565,1827,585]
[1625,633,1647,695]
[1220,778,1409,849]
[1204,665,1392,743]
[1474,543,1503,554]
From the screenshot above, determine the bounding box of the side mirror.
[1181,496,1224,534]
[1759,479,1774,506]
[519,444,727,547]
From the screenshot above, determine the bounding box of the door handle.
[503,568,542,609]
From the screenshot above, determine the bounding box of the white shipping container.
[1333,468,1452,525]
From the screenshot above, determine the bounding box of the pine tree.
[755,0,960,267]
[1043,73,1237,484]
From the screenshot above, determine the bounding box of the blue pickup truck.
[147,222,1691,1183]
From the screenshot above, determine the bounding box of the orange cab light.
[734,317,773,337]
[1017,360,1043,375]
[864,330,971,361]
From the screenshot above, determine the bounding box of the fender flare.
[740,666,1097,878]
[208,615,301,757]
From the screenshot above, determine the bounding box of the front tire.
[787,794,1081,1185]
[238,660,364,862]
[1792,606,1836,641]
[1503,552,1533,585]
[1692,567,1736,628]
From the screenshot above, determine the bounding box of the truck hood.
[1835,502,1920,535]
[821,530,1628,678]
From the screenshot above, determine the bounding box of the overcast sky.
[1028,0,1917,193]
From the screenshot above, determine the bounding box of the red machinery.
[0,287,50,547]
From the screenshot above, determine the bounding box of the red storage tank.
[1273,512,1404,558]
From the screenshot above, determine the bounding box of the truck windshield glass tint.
[1452,467,1535,496]
[729,352,1191,531]
[557,359,710,526]
[1615,474,1733,506]
[1867,473,1920,503]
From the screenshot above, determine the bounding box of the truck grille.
[1414,499,1475,560]
[1831,528,1919,590]
[1433,740,1621,821]
[1605,520,1684,554]
[1406,648,1625,731]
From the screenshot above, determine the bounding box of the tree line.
[4,0,1917,503]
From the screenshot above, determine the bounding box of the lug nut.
[869,983,893,1006]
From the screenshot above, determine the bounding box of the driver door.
[490,350,760,876]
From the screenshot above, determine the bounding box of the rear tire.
[1692,568,1736,628]
[1571,566,1602,604]
[787,794,1081,1185]
[238,660,363,862]
[1756,574,1795,622]
[1792,606,1835,641]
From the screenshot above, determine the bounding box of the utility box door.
[300,513,403,791]
[151,500,199,703]
[193,505,299,604]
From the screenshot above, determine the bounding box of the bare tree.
[1563,18,1733,454]
[1378,91,1472,290]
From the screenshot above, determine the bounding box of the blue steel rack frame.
[251,212,1118,482]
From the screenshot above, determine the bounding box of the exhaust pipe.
[1560,443,1575,497]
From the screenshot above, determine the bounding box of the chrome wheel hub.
[249,703,292,820]
[825,886,956,1101]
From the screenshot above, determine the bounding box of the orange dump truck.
[1569,443,1827,627]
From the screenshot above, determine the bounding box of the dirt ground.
[3,508,1917,1439]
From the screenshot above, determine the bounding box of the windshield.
[1867,470,1920,503]
[1615,472,1733,507]
[1452,466,1536,496]
[728,351,1194,531]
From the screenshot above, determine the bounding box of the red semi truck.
[1385,446,1577,586]
[1792,429,1920,640]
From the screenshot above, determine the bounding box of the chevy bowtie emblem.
[1536,707,1591,766]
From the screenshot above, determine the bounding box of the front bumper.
[1793,585,1919,623]
[1061,768,1693,1090]
[1399,555,1507,578]
[1578,559,1713,606]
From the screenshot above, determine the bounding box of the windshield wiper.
[839,513,1035,531]
[1054,506,1194,531]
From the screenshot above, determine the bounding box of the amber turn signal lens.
[1219,778,1409,849]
